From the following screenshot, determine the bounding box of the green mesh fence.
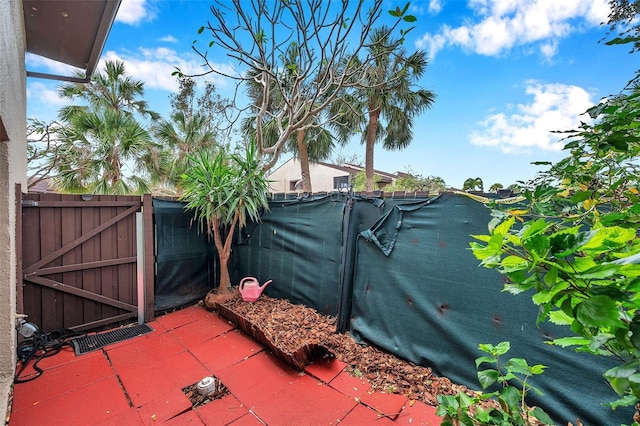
[153,198,218,310]
[231,193,346,315]
[154,192,632,424]
[349,192,629,425]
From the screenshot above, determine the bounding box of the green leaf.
[548,310,574,325]
[551,336,591,347]
[608,377,631,396]
[436,394,458,415]
[529,364,547,375]
[471,234,491,243]
[604,360,640,380]
[571,257,597,273]
[550,228,591,258]
[630,316,640,350]
[479,341,510,356]
[573,264,619,279]
[570,190,592,203]
[500,255,528,272]
[543,267,557,287]
[493,216,516,241]
[531,406,554,425]
[475,356,495,368]
[457,391,475,407]
[477,369,500,389]
[473,407,491,423]
[520,218,549,240]
[403,15,417,22]
[628,373,640,384]
[607,394,638,409]
[498,386,521,409]
[524,234,550,259]
[532,281,568,305]
[505,358,532,376]
[576,295,620,328]
[197,26,204,34]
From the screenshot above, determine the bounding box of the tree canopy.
[52,60,161,194]
[176,0,418,172]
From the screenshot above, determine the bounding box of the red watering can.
[238,277,272,302]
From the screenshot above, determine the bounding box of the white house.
[0,0,120,414]
[268,157,400,194]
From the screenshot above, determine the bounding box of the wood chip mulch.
[216,291,468,407]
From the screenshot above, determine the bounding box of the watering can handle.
[239,276,257,290]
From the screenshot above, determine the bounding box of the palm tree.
[55,108,156,194]
[180,142,270,308]
[334,27,436,192]
[463,177,484,192]
[59,60,158,121]
[53,60,160,194]
[489,183,504,193]
[153,110,218,194]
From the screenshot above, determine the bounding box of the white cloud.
[416,0,610,59]
[116,0,154,25]
[25,53,83,76]
[429,0,443,14]
[101,48,237,92]
[27,82,69,107]
[469,82,594,153]
[539,40,558,61]
[159,35,178,43]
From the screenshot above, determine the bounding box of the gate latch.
[21,199,39,207]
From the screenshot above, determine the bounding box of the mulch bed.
[214,290,468,406]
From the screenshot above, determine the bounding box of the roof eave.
[24,0,121,83]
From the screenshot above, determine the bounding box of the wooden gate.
[17,188,154,332]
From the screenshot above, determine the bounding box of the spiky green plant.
[180,142,270,297]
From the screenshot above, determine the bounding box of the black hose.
[14,328,86,384]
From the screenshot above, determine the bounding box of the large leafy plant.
[470,79,640,420]
[437,342,552,426]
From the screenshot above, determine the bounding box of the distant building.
[267,157,399,194]
[28,178,56,194]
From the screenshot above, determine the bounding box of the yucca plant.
[180,142,270,306]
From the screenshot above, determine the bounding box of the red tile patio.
[8,304,441,425]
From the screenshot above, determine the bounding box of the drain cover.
[72,324,153,355]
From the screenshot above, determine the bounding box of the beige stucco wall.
[0,0,27,414]
[268,158,350,193]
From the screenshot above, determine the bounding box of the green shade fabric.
[153,198,217,310]
[350,192,630,425]
[231,194,346,314]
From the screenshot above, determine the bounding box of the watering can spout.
[239,277,272,302]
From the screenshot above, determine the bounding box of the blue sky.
[25,0,638,189]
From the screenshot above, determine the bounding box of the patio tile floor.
[9,304,441,425]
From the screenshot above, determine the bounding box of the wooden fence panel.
[19,192,146,332]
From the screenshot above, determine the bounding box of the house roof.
[23,0,121,82]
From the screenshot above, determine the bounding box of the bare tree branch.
[177,0,414,171]
[27,118,63,189]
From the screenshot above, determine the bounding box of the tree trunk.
[212,218,231,290]
[365,107,380,193]
[204,216,236,309]
[296,129,312,193]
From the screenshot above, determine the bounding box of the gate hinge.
[21,199,39,207]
